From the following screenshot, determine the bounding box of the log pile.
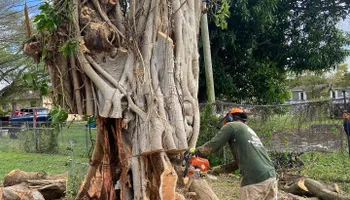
[0,169,66,200]
[278,173,350,200]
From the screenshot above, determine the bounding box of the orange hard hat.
[223,108,246,124]
[229,108,245,114]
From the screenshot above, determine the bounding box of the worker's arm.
[210,161,239,175]
[195,124,234,158]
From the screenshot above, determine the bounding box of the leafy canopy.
[199,0,350,104]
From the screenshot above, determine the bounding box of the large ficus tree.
[25,0,218,199]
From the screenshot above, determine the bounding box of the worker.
[192,108,277,200]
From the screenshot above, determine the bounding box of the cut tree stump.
[1,169,67,200]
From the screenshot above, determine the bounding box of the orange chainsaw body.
[189,157,210,172]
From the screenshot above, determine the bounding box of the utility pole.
[201,1,216,113]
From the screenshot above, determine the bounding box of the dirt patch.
[264,126,345,153]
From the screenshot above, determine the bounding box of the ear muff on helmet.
[225,113,234,123]
[224,112,248,124]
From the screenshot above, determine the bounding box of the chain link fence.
[0,120,96,157]
[0,120,95,195]
[199,99,349,166]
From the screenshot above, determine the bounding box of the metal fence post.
[33,119,37,153]
[69,140,74,180]
[60,123,64,142]
[85,125,89,157]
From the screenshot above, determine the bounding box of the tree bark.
[23,0,218,199]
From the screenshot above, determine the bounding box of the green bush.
[20,128,59,154]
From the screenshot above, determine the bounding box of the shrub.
[20,128,59,154]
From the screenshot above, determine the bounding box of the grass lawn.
[0,152,89,181]
[300,151,350,193]
[0,121,96,158]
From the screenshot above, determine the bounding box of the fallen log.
[1,182,45,200]
[283,178,314,197]
[281,175,350,200]
[303,178,350,200]
[1,169,67,200]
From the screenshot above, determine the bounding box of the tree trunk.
[201,1,216,113]
[24,0,218,199]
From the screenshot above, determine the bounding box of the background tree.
[25,0,218,199]
[0,0,48,101]
[198,0,350,104]
[328,64,350,88]
[288,72,329,100]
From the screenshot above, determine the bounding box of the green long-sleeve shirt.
[196,121,275,186]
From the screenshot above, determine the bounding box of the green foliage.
[0,109,10,116]
[327,64,350,88]
[22,66,50,96]
[199,0,350,104]
[210,0,231,29]
[59,39,78,56]
[50,106,68,126]
[34,2,62,31]
[301,151,350,194]
[198,106,221,147]
[21,129,59,154]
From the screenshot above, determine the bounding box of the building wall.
[291,91,307,101]
[42,96,53,109]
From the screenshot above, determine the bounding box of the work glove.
[184,147,196,160]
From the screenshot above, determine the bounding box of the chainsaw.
[183,148,210,179]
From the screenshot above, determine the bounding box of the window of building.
[298,92,305,101]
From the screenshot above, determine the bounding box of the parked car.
[9,107,51,131]
[10,107,50,121]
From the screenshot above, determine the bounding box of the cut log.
[3,169,66,187]
[283,178,314,197]
[281,175,350,200]
[303,178,350,200]
[1,170,67,200]
[188,179,219,200]
[1,183,45,200]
